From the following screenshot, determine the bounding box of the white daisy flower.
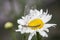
[16,9,56,40]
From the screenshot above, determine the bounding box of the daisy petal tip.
[45,9,48,14]
[53,24,57,27]
[46,35,48,37]
[22,16,25,19]
[43,35,48,37]
[47,29,49,32]
[30,9,34,13]
[47,30,49,32]
[40,9,43,10]
[40,9,43,12]
[45,29,49,32]
[28,33,35,40]
[15,30,21,32]
[15,30,19,32]
[17,20,19,23]
[21,32,24,34]
[44,34,48,37]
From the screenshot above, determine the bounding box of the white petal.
[44,24,56,29]
[30,9,34,14]
[38,30,48,37]
[44,29,49,32]
[15,29,21,32]
[41,14,52,23]
[40,9,43,14]
[30,9,41,17]
[15,25,22,32]
[15,30,25,34]
[23,27,35,33]
[18,25,22,29]
[21,31,25,34]
[28,32,35,40]
[16,28,26,34]
[15,26,26,34]
[17,19,26,25]
[22,16,25,19]
[34,9,40,14]
[24,15,31,22]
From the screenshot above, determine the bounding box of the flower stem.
[22,33,28,40]
[9,29,17,40]
[36,32,42,40]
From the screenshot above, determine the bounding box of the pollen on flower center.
[28,18,44,30]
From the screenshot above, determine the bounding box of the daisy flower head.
[16,9,56,40]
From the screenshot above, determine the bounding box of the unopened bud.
[4,22,13,29]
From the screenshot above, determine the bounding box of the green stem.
[21,33,28,40]
[9,29,17,40]
[36,32,42,40]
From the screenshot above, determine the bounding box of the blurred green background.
[0,0,60,40]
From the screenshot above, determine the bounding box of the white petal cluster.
[16,9,56,40]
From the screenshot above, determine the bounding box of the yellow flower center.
[28,18,44,30]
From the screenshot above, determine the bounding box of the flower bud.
[4,22,13,29]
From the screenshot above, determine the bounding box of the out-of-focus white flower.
[16,9,56,40]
